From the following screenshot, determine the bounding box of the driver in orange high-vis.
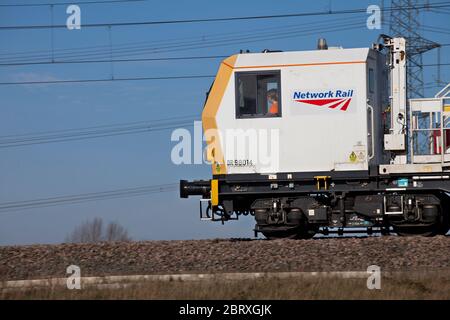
[267,89,279,115]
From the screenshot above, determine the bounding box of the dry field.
[2,271,450,299]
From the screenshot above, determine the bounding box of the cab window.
[235,71,281,118]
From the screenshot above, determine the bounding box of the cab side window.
[235,71,281,118]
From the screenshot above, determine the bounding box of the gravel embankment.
[0,236,449,281]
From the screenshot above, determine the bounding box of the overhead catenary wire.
[0,0,146,7]
[423,63,450,66]
[0,115,199,148]
[0,18,445,83]
[422,26,450,35]
[424,83,449,89]
[2,48,448,68]
[0,114,197,139]
[0,16,366,64]
[3,11,447,60]
[0,21,368,85]
[0,17,347,59]
[0,55,229,67]
[0,183,178,213]
[430,7,450,14]
[0,51,445,86]
[0,18,448,66]
[0,74,216,86]
[2,22,444,68]
[0,52,444,87]
[0,1,449,30]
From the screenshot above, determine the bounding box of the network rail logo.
[292,89,354,112]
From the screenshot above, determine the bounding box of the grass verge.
[2,271,449,300]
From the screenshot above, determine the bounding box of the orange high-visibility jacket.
[269,101,278,114]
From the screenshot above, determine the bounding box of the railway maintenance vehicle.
[180,35,450,238]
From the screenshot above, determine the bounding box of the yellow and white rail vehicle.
[181,35,450,238]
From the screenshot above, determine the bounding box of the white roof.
[233,48,370,68]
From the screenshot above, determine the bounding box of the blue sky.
[0,0,448,245]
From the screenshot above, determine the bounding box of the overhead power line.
[430,7,450,14]
[0,55,228,67]
[0,17,347,59]
[0,19,367,80]
[0,55,445,87]
[0,114,197,139]
[422,26,450,35]
[0,1,449,30]
[0,115,198,148]
[2,50,448,68]
[424,82,449,89]
[0,183,178,213]
[0,54,444,87]
[0,0,146,7]
[0,74,215,86]
[0,17,365,64]
[423,63,450,66]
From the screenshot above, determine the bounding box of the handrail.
[367,105,375,160]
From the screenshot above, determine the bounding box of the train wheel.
[393,204,447,236]
[438,224,450,235]
[438,210,450,235]
[393,225,438,237]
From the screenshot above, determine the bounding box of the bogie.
[229,192,449,239]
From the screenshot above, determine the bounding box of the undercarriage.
[180,171,450,238]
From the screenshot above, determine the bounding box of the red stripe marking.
[295,98,342,106]
[340,99,352,111]
[327,99,345,109]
